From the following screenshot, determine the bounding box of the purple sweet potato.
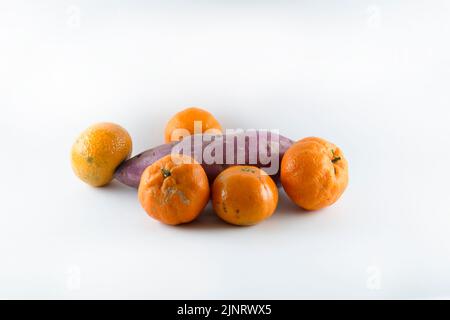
[114,131,294,188]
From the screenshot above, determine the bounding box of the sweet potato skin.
[114,131,294,188]
[114,141,176,188]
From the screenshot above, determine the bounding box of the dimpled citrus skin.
[71,122,132,187]
[138,154,210,225]
[280,137,348,211]
[164,107,223,142]
[212,166,278,226]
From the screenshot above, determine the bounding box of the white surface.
[1,0,450,299]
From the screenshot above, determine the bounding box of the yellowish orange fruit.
[71,122,132,187]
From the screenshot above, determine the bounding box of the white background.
[1,0,450,299]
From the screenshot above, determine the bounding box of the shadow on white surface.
[178,189,317,231]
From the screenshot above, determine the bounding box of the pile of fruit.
[71,107,348,226]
